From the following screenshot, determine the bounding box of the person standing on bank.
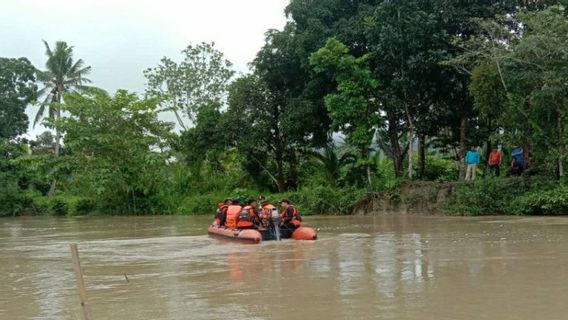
[465,145,481,180]
[488,147,503,177]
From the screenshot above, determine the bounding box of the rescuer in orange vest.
[213,199,231,226]
[258,196,275,226]
[237,199,261,229]
[278,199,302,229]
[225,200,243,229]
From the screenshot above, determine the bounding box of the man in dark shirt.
[278,199,302,230]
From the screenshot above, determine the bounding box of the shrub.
[177,193,224,215]
[447,178,524,215]
[511,184,568,215]
[272,185,366,215]
[446,177,558,215]
[31,195,95,216]
[421,156,459,181]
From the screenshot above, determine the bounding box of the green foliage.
[176,193,225,215]
[7,3,568,217]
[511,184,568,214]
[470,61,508,119]
[275,185,366,215]
[0,57,37,139]
[0,143,32,216]
[447,178,556,215]
[144,42,234,128]
[307,145,356,187]
[53,89,174,214]
[448,179,514,215]
[35,40,91,127]
[420,156,460,182]
[178,106,226,177]
[310,38,380,152]
[32,194,95,216]
[225,74,297,192]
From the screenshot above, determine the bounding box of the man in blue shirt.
[465,145,481,180]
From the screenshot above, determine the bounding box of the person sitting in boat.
[279,199,302,230]
[237,199,261,229]
[212,199,231,227]
[257,196,275,227]
[225,200,243,229]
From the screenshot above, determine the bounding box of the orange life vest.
[261,204,276,220]
[283,206,302,227]
[225,205,242,229]
[237,205,256,228]
[214,203,229,226]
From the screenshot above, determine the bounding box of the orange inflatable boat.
[208,225,317,243]
[208,225,262,243]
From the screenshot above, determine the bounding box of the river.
[1,215,567,320]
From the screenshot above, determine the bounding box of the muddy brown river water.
[1,215,567,320]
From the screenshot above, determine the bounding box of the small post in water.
[70,243,94,320]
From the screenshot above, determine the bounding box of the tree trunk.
[274,140,287,192]
[407,126,414,180]
[418,134,426,178]
[557,105,565,178]
[287,149,299,190]
[48,99,61,197]
[387,109,403,177]
[271,101,287,192]
[276,161,286,193]
[362,147,372,185]
[459,113,467,179]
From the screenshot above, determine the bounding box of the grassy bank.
[9,185,367,217]
[9,177,568,217]
[447,178,568,215]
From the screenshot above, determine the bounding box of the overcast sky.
[0,0,289,137]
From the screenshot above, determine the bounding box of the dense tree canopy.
[54,89,173,213]
[144,42,234,129]
[3,1,568,216]
[0,57,37,139]
[0,57,37,216]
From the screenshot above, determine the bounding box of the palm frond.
[74,84,93,92]
[36,86,52,99]
[36,70,55,83]
[69,59,91,75]
[33,94,52,127]
[42,40,53,60]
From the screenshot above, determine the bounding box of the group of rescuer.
[212,196,302,232]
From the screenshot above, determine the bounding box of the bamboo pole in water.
[70,244,94,320]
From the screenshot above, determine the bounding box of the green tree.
[469,60,508,159]
[144,42,234,130]
[0,57,37,216]
[54,89,173,213]
[29,131,56,155]
[178,106,226,178]
[310,38,381,184]
[35,41,91,156]
[225,75,297,192]
[308,145,356,187]
[0,57,37,139]
[508,6,568,177]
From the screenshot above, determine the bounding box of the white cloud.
[0,0,288,137]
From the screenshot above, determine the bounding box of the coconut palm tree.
[35,40,91,195]
[308,146,356,187]
[35,40,91,157]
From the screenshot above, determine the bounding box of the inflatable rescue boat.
[208,225,317,244]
